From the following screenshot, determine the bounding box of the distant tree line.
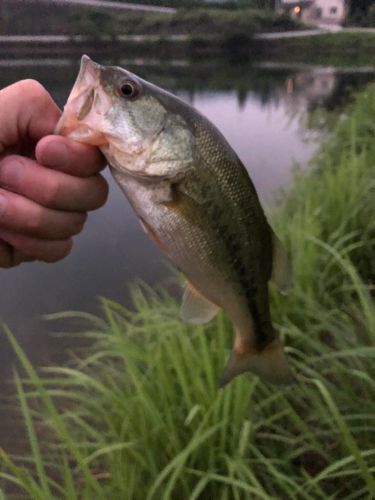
[114,0,275,8]
[115,0,373,11]
[0,1,75,35]
[348,0,374,16]
[120,0,375,23]
[347,0,375,26]
[112,0,372,13]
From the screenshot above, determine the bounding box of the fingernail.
[42,139,69,169]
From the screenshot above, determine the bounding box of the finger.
[0,80,61,153]
[36,135,107,177]
[0,188,87,239]
[0,229,73,263]
[0,155,108,211]
[0,239,34,268]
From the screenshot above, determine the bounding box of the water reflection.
[0,55,374,449]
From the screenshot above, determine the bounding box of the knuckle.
[12,250,33,267]
[98,176,109,203]
[0,155,24,189]
[16,80,54,117]
[64,212,88,237]
[0,194,8,223]
[91,176,109,209]
[18,79,47,100]
[43,179,61,208]
[44,239,73,263]
[0,154,18,168]
[0,255,13,268]
[0,241,14,268]
[59,239,73,259]
[26,208,44,234]
[72,212,88,235]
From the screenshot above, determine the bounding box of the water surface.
[0,55,374,451]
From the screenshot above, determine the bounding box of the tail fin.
[220,337,294,387]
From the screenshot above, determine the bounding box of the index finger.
[35,135,107,177]
[0,80,60,153]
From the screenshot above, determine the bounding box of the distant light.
[293,6,301,14]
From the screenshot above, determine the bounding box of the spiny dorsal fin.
[270,230,292,294]
[180,281,220,324]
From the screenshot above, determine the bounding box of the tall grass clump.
[1,86,375,499]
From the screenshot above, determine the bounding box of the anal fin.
[180,281,220,324]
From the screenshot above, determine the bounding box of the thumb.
[0,79,61,154]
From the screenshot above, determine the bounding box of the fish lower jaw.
[56,115,108,146]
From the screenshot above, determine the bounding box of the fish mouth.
[55,55,109,146]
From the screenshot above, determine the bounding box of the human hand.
[0,79,108,268]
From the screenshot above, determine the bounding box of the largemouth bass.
[57,55,293,386]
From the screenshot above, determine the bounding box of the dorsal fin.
[180,281,220,324]
[270,230,292,294]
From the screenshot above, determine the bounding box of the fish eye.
[119,81,138,99]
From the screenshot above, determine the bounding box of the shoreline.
[1,55,375,74]
[0,31,374,66]
[1,27,375,43]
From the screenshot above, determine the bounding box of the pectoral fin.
[270,230,292,294]
[180,281,220,324]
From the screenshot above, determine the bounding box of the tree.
[348,0,375,16]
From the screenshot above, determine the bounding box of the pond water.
[0,52,375,451]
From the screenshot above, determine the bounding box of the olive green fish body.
[57,55,293,386]
[113,107,274,352]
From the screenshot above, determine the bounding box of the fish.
[56,55,293,386]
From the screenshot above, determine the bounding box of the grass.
[1,86,375,498]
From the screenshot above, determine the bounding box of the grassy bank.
[1,84,375,498]
[257,31,375,66]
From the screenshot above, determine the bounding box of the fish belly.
[112,169,244,306]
